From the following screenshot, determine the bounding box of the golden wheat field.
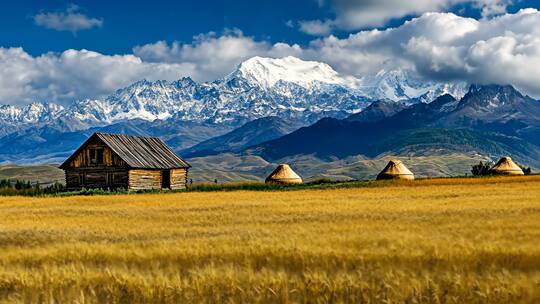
[0,176,540,303]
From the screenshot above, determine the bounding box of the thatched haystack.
[376,159,415,180]
[490,157,524,175]
[265,164,303,184]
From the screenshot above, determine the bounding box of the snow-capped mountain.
[0,56,468,135]
[358,69,468,103]
[228,56,355,89]
[64,77,366,125]
[0,102,64,124]
[28,56,372,126]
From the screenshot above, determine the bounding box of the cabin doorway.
[161,170,171,189]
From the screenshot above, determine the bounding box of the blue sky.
[2,0,540,105]
[2,0,538,55]
[1,0,328,55]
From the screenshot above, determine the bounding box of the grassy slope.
[1,153,491,185]
[0,175,539,303]
[0,164,64,185]
[187,153,491,183]
[0,152,523,185]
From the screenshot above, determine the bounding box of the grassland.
[187,152,491,182]
[0,176,539,303]
[0,164,64,186]
[0,152,492,185]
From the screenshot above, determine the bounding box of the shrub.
[471,161,493,176]
[518,165,532,175]
[0,179,12,188]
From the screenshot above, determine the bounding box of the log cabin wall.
[128,169,162,190]
[65,170,81,190]
[64,137,129,190]
[170,168,188,190]
[65,169,129,190]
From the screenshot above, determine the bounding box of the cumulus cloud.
[135,9,540,97]
[299,0,513,35]
[4,9,540,105]
[33,4,103,33]
[0,48,190,105]
[304,8,540,96]
[0,30,303,105]
[133,30,302,81]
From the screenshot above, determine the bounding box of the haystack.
[376,159,415,180]
[265,164,303,184]
[490,157,524,175]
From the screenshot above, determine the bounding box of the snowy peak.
[231,56,350,89]
[0,102,64,123]
[0,57,474,131]
[359,69,468,102]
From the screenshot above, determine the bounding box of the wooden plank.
[97,133,190,169]
[68,143,126,169]
[170,168,188,190]
[62,133,189,170]
[128,169,162,190]
[64,169,128,190]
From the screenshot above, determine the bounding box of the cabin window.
[90,148,104,165]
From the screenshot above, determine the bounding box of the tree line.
[0,179,65,196]
[471,161,532,176]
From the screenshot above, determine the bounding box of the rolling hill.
[181,116,304,157]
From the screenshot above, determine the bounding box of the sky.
[1,0,540,106]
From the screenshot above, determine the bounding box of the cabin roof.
[59,132,190,169]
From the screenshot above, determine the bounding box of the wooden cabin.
[59,133,190,190]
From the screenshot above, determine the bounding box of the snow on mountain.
[0,102,64,123]
[359,69,468,103]
[70,80,183,124]
[61,57,370,126]
[230,56,354,89]
[0,56,468,134]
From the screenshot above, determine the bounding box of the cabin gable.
[66,136,127,169]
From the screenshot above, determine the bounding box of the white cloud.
[305,8,540,96]
[300,0,513,34]
[133,30,302,82]
[33,4,103,33]
[299,20,333,36]
[0,48,190,105]
[477,0,514,18]
[133,9,540,97]
[0,30,303,105]
[4,9,540,105]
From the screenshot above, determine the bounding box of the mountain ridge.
[0,56,467,138]
[246,85,540,167]
[1,56,536,170]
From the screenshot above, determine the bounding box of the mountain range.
[0,56,466,131]
[248,85,540,168]
[1,56,539,179]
